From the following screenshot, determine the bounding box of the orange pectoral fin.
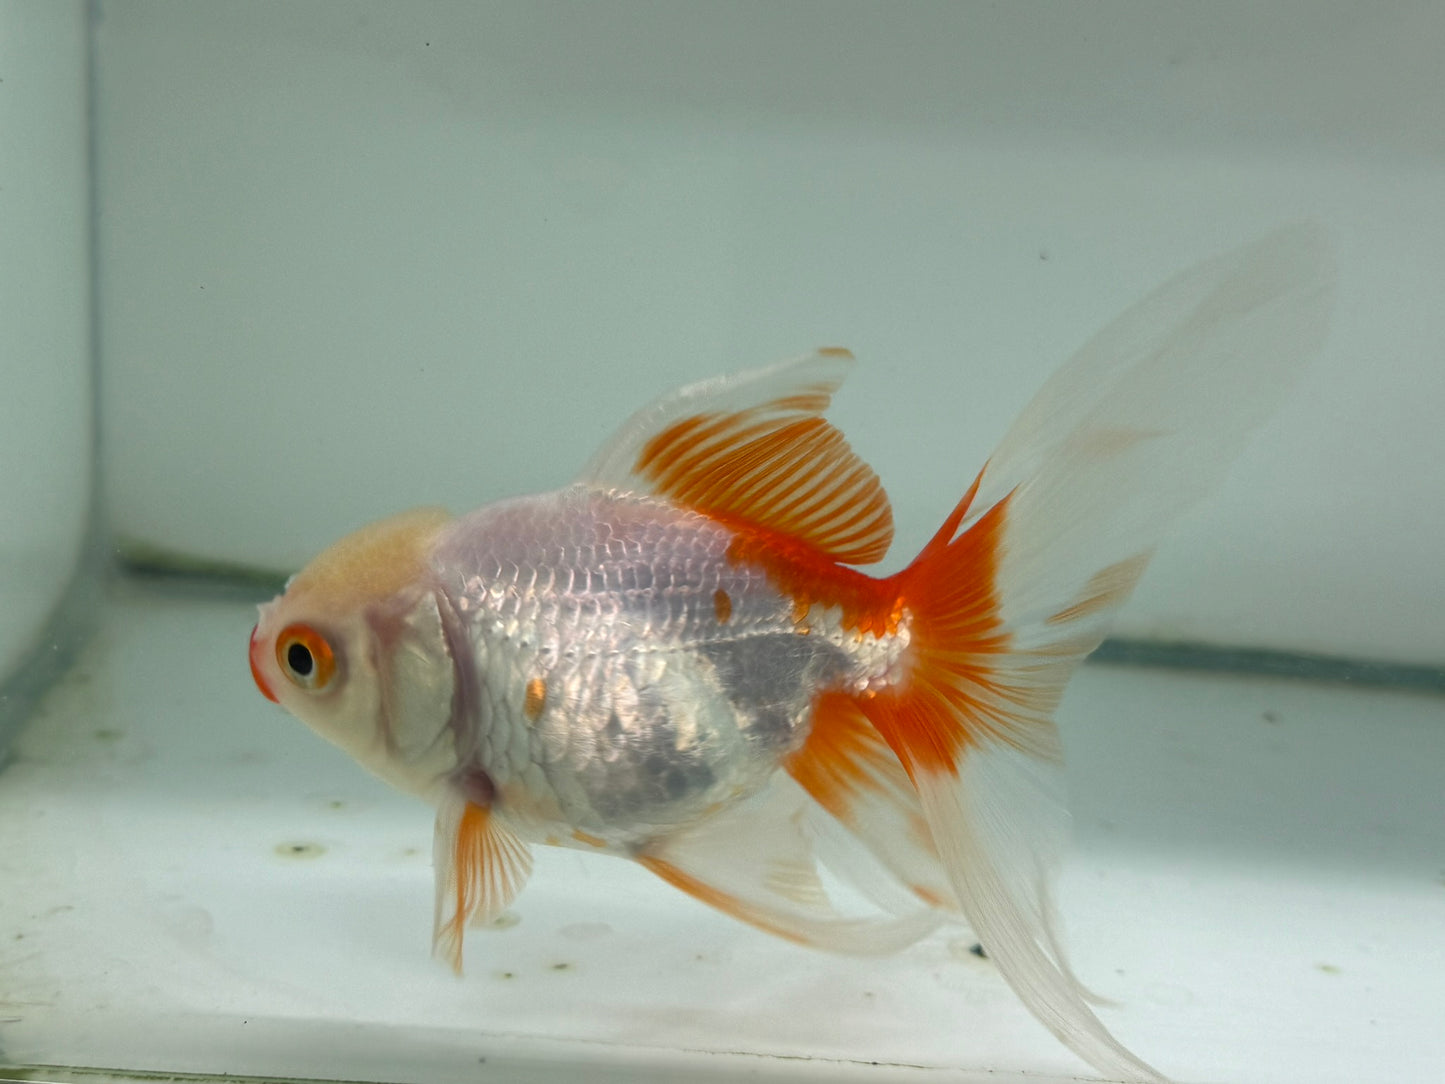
[432,796,532,974]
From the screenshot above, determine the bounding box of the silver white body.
[429,484,905,852]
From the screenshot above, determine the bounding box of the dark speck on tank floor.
[274,841,325,859]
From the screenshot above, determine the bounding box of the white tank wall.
[93,3,1445,664]
[0,0,93,683]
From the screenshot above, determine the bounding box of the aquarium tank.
[2,4,1442,1083]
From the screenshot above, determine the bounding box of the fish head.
[250,506,459,797]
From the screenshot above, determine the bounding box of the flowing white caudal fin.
[851,226,1334,1083]
[967,224,1334,607]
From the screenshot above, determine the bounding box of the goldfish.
[249,226,1332,1082]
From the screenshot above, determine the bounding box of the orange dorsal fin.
[577,350,893,565]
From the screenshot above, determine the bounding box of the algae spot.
[275,841,326,859]
[93,728,124,743]
[1317,963,1342,975]
[947,937,990,962]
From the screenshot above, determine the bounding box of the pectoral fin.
[433,794,532,974]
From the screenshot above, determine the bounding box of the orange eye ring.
[275,623,337,692]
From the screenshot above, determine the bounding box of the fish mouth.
[249,624,279,702]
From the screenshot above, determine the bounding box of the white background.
[92,2,1445,663]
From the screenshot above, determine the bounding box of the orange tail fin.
[861,476,1162,1080]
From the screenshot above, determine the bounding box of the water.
[3,4,1444,1083]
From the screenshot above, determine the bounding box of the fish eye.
[275,623,337,692]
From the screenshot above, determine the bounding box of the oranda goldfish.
[249,227,1332,1082]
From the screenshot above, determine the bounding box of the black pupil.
[287,641,314,677]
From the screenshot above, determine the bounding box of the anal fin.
[637,775,940,955]
[787,691,961,915]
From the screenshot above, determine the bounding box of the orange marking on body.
[719,517,899,638]
[572,829,607,849]
[523,677,547,721]
[713,588,732,624]
[284,506,450,615]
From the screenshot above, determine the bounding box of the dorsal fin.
[578,350,893,565]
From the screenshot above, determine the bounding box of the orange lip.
[249,625,279,702]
